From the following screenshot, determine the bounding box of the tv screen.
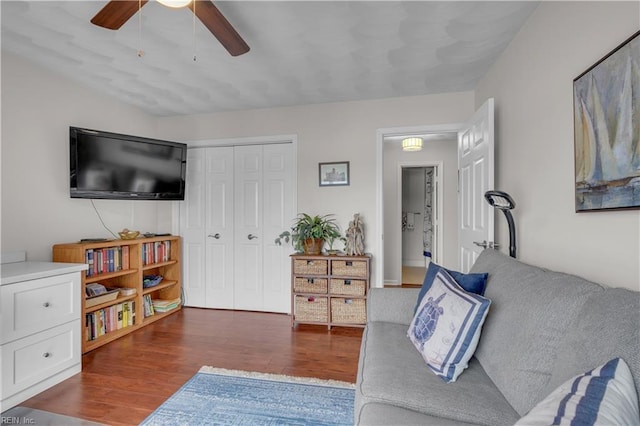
[70,127,187,200]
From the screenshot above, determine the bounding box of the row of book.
[85,246,130,277]
[85,301,135,341]
[142,241,172,266]
[142,294,181,317]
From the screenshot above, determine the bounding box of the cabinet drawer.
[331,298,367,324]
[330,279,366,296]
[293,277,328,294]
[1,273,81,344]
[1,320,81,399]
[331,260,368,278]
[294,295,328,323]
[293,259,328,275]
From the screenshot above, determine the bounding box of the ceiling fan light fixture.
[157,0,191,8]
[402,137,423,152]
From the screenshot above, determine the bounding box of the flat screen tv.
[70,127,187,200]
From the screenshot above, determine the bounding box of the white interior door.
[205,147,234,308]
[458,98,495,272]
[234,145,263,311]
[181,140,295,312]
[180,147,235,308]
[180,148,206,307]
[262,144,295,313]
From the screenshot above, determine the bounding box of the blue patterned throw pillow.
[515,358,640,425]
[407,269,491,383]
[414,262,488,314]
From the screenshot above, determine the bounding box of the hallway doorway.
[401,165,437,285]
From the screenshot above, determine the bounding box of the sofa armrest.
[367,288,420,325]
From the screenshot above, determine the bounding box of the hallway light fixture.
[402,137,423,152]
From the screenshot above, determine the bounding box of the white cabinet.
[180,143,295,313]
[0,260,86,412]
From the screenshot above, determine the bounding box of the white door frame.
[375,124,460,288]
[396,161,444,275]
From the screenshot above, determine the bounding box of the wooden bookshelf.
[53,236,182,354]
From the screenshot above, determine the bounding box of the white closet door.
[205,147,235,308]
[262,144,295,313]
[180,147,235,308]
[180,148,207,307]
[181,142,295,313]
[233,145,264,311]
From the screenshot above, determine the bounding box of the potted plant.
[275,213,342,255]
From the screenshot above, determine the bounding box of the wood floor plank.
[19,308,363,425]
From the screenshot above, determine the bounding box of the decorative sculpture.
[345,213,365,256]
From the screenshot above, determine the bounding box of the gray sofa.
[355,249,640,425]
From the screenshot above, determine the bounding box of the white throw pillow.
[515,357,640,425]
[407,269,491,383]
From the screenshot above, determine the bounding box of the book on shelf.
[152,297,181,313]
[85,246,127,277]
[142,240,171,265]
[143,294,155,317]
[85,300,136,341]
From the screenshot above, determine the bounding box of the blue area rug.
[140,367,355,425]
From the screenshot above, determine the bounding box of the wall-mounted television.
[70,127,187,200]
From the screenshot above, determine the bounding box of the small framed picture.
[319,161,350,186]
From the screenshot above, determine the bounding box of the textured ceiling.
[1,1,538,117]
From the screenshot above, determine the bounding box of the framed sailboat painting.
[573,30,640,212]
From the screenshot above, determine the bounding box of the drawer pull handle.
[344,280,351,285]
[43,302,51,308]
[306,260,313,265]
[308,278,314,284]
[43,352,51,358]
[346,261,353,266]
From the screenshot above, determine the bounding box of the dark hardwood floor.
[20,308,364,425]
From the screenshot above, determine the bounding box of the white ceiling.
[1,1,538,117]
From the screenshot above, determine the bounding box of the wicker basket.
[331,297,366,324]
[295,295,328,322]
[330,279,366,296]
[294,277,328,294]
[293,259,328,275]
[332,260,367,278]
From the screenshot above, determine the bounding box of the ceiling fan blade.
[188,0,250,56]
[91,0,149,30]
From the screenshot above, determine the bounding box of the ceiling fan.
[90,0,250,56]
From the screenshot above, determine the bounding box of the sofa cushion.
[414,262,488,314]
[515,358,640,425]
[356,321,519,426]
[358,403,480,426]
[543,287,640,404]
[469,249,603,415]
[408,270,491,382]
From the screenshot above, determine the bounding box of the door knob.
[248,234,258,240]
[208,233,221,239]
[473,241,499,249]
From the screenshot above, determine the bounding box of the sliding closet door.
[204,147,235,308]
[180,148,207,307]
[234,145,264,310]
[180,147,234,308]
[181,143,294,313]
[233,144,294,313]
[262,144,295,313]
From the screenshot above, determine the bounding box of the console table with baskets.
[290,253,371,329]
